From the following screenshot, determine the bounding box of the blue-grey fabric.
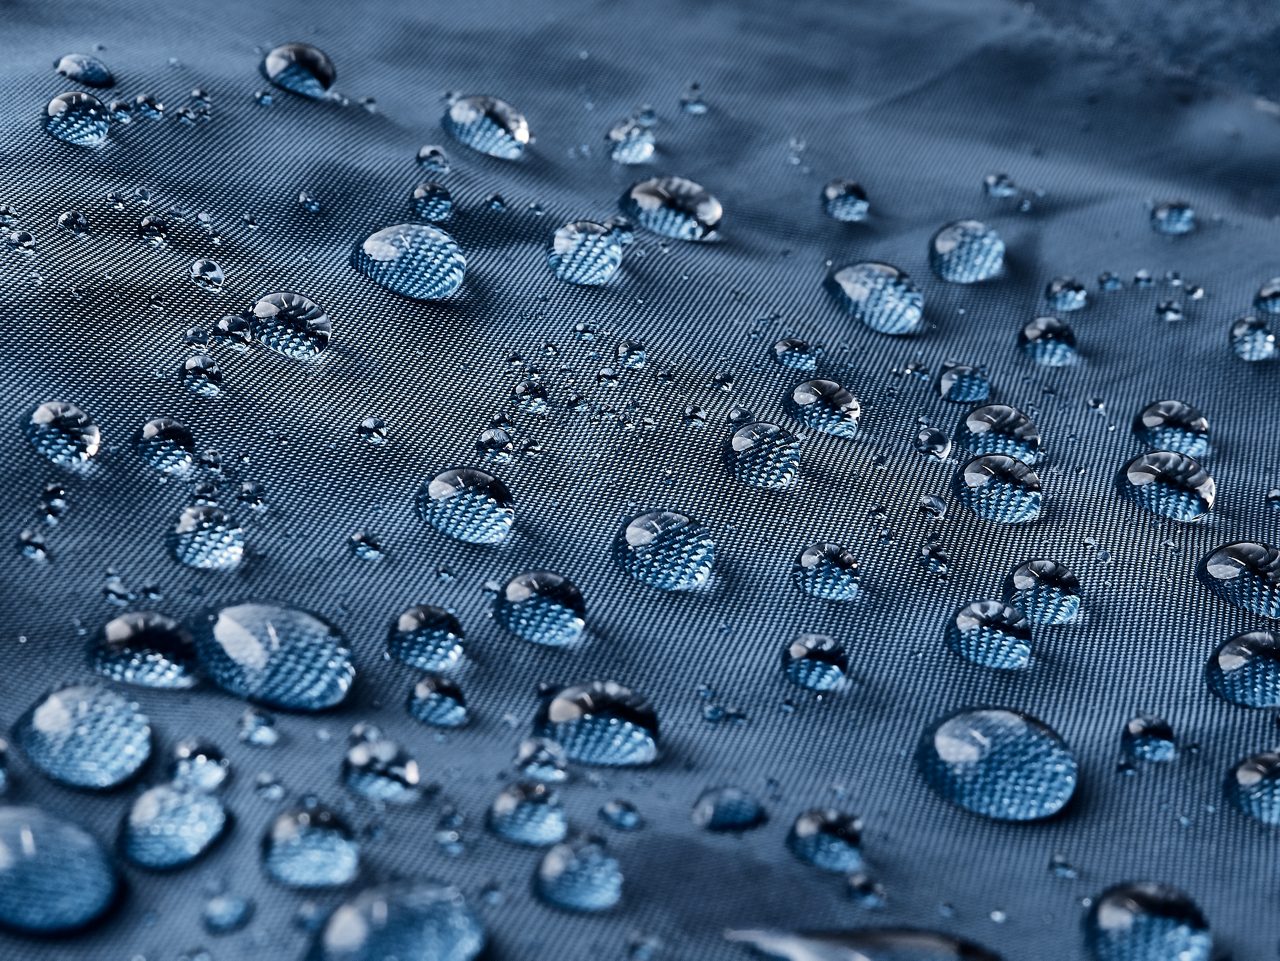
[2,1,1278,959]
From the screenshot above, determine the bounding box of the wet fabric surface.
[2,0,1279,958]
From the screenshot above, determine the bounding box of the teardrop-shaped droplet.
[24,401,101,469]
[90,611,198,689]
[548,221,624,285]
[928,220,1004,283]
[494,571,586,647]
[1205,629,1280,707]
[1116,451,1214,522]
[250,291,331,360]
[122,784,228,869]
[486,782,568,846]
[45,91,110,146]
[826,262,924,335]
[196,603,355,711]
[1199,541,1280,619]
[535,837,622,913]
[1132,400,1209,458]
[353,224,466,300]
[787,810,863,873]
[1004,559,1080,625]
[262,805,359,889]
[532,681,658,767]
[261,43,335,99]
[954,454,1042,524]
[0,807,118,933]
[13,683,151,789]
[441,94,530,159]
[416,467,514,544]
[781,634,848,691]
[308,882,485,961]
[945,601,1032,670]
[387,605,465,672]
[1083,882,1210,961]
[613,510,714,590]
[169,504,245,571]
[791,543,861,602]
[620,176,721,241]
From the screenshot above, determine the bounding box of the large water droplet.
[535,837,622,912]
[54,53,114,88]
[262,805,359,889]
[786,380,860,439]
[1116,451,1214,522]
[726,422,801,489]
[169,504,245,571]
[954,405,1039,463]
[442,95,530,159]
[24,401,101,469]
[196,603,355,711]
[1084,882,1210,961]
[945,601,1032,670]
[487,782,568,846]
[0,807,118,933]
[954,455,1042,524]
[936,364,990,403]
[308,882,485,961]
[261,43,335,99]
[90,611,198,689]
[620,176,721,241]
[1004,559,1080,625]
[724,928,1001,961]
[791,542,861,602]
[494,571,586,647]
[122,785,228,869]
[1131,400,1209,458]
[1199,541,1280,619]
[547,221,624,285]
[1225,750,1280,825]
[781,634,848,691]
[13,683,151,789]
[353,224,466,300]
[388,605,464,671]
[416,468,514,544]
[928,220,1004,283]
[137,417,195,475]
[787,809,863,873]
[826,262,924,335]
[613,510,714,590]
[250,291,331,361]
[1205,629,1280,707]
[45,91,109,146]
[515,738,569,783]
[917,707,1078,821]
[532,681,659,767]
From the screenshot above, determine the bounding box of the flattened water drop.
[692,786,767,832]
[122,785,228,869]
[138,417,195,475]
[1116,451,1214,522]
[791,542,861,601]
[388,604,465,671]
[0,807,118,933]
[54,53,114,88]
[928,220,1004,283]
[1084,882,1210,961]
[494,571,586,647]
[726,422,801,490]
[613,510,714,590]
[1229,315,1276,361]
[821,180,869,222]
[1019,315,1077,367]
[343,736,421,804]
[1004,559,1080,625]
[262,805,359,889]
[954,454,1042,524]
[620,176,721,241]
[416,467,514,544]
[1205,629,1280,707]
[169,504,245,570]
[90,611,198,689]
[308,882,485,961]
[1132,400,1209,458]
[411,181,454,222]
[945,601,1032,670]
[250,291,331,360]
[1225,750,1280,825]
[407,674,469,728]
[1121,715,1177,763]
[548,221,623,285]
[724,928,1002,961]
[13,683,151,789]
[442,95,530,159]
[954,405,1039,463]
[1199,541,1280,619]
[45,91,109,146]
[354,224,466,300]
[787,380,860,439]
[787,810,863,873]
[261,43,335,99]
[486,782,568,846]
[827,262,924,335]
[24,401,101,470]
[781,634,848,691]
[535,837,622,912]
[532,681,659,767]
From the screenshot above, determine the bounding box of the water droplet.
[181,353,223,397]
[343,736,421,804]
[348,530,386,562]
[599,799,642,831]
[620,177,721,241]
[1229,315,1276,361]
[190,258,224,293]
[726,422,801,490]
[487,782,568,846]
[1132,399,1209,457]
[1225,750,1280,825]
[928,220,1004,283]
[1084,882,1210,961]
[532,681,658,767]
[54,53,114,88]
[14,683,151,789]
[416,144,450,174]
[134,93,163,119]
[442,95,530,159]
[411,182,454,222]
[203,893,254,935]
[45,91,109,146]
[608,118,655,164]
[353,224,466,301]
[613,510,714,590]
[239,707,280,746]
[137,417,195,475]
[515,737,569,783]
[936,364,990,403]
[1205,629,1280,707]
[771,337,817,371]
[955,404,1040,463]
[416,467,514,544]
[1005,559,1080,625]
[787,379,860,438]
[122,784,228,869]
[357,416,388,445]
[388,605,464,672]
[169,504,245,570]
[535,837,622,912]
[1116,451,1214,522]
[214,312,253,351]
[298,189,322,214]
[827,262,925,335]
[1150,201,1197,236]
[914,427,952,461]
[262,805,359,889]
[680,82,708,114]
[791,542,861,601]
[984,172,1019,198]
[724,929,1000,961]
[0,808,118,932]
[1121,715,1177,763]
[787,809,862,872]
[548,221,624,285]
[1199,541,1280,619]
[250,291,331,360]
[1045,277,1087,312]
[494,571,586,647]
[692,786,766,832]
[954,455,1043,524]
[308,882,485,961]
[24,401,101,470]
[261,43,335,99]
[782,633,848,690]
[170,739,231,792]
[90,611,197,689]
[407,674,469,728]
[1019,316,1077,366]
[57,210,90,238]
[821,180,869,222]
[917,707,1078,820]
[196,603,355,711]
[946,601,1032,670]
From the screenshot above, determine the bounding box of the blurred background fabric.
[2,0,1279,958]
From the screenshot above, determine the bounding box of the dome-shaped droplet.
[1116,451,1214,522]
[791,542,861,601]
[387,605,464,672]
[309,882,485,961]
[122,785,228,870]
[781,634,848,691]
[827,262,925,335]
[726,422,801,489]
[1255,277,1280,315]
[787,809,862,873]
[411,181,453,223]
[137,417,195,475]
[24,401,101,469]
[0,807,118,933]
[515,737,568,783]
[1045,277,1087,312]
[250,291,331,360]
[620,176,721,241]
[262,805,359,889]
[190,258,224,293]
[354,224,466,301]
[90,611,198,689]
[1121,715,1177,763]
[1199,541,1280,619]
[196,603,355,711]
[936,364,991,403]
[1019,316,1077,366]
[915,427,952,461]
[45,92,109,146]
[929,220,1004,283]
[946,601,1032,670]
[821,180,869,222]
[487,782,568,846]
[787,380,860,438]
[169,504,245,571]
[343,736,421,804]
[1132,400,1209,458]
[261,43,335,99]
[441,94,529,159]
[1229,315,1276,361]
[169,739,230,792]
[1225,751,1280,825]
[608,117,655,164]
[13,683,151,789]
[772,337,818,371]
[954,404,1040,463]
[692,786,767,832]
[954,454,1042,524]
[917,707,1078,821]
[1205,629,1280,707]
[494,571,586,647]
[407,674,469,728]
[723,928,1001,961]
[613,510,714,590]
[1084,882,1210,961]
[532,681,658,767]
[54,53,114,88]
[180,353,223,398]
[416,468,514,544]
[1150,201,1197,236]
[547,221,623,285]
[536,837,622,913]
[1004,559,1080,625]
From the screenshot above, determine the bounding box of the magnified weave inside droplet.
[13,684,152,789]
